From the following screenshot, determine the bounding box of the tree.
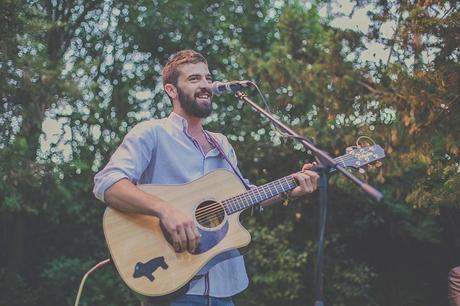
[1,0,458,305]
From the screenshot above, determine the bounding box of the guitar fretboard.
[223,175,298,215]
[221,150,362,215]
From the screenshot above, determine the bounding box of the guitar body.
[103,169,251,297]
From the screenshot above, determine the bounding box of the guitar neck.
[222,150,362,215]
[223,175,298,215]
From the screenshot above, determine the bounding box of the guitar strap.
[205,131,252,191]
[205,131,263,214]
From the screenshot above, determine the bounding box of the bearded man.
[93,50,319,305]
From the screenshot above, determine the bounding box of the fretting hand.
[289,163,319,197]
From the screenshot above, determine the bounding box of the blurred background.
[1,0,459,305]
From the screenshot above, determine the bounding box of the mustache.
[194,88,212,97]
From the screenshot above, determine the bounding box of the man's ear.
[164,83,177,101]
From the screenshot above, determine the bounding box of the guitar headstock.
[338,144,386,169]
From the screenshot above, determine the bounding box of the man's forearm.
[104,178,168,217]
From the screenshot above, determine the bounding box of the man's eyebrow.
[186,73,213,79]
[186,74,200,79]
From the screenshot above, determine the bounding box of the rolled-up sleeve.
[93,121,156,202]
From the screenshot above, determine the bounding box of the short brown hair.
[162,50,208,87]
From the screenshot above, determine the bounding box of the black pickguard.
[133,256,169,282]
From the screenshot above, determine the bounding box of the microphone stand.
[235,91,383,306]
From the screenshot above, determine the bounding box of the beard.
[177,87,212,118]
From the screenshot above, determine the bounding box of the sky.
[323,1,393,62]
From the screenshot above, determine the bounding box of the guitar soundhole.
[195,201,226,229]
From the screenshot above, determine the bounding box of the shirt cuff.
[93,172,129,203]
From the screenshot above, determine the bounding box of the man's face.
[175,62,213,118]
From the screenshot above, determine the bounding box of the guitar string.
[196,212,226,225]
[195,158,346,220]
[194,151,380,221]
[194,177,296,222]
[194,180,291,222]
[194,175,296,217]
[195,204,226,221]
[195,156,369,222]
[195,184,294,224]
[195,179,294,222]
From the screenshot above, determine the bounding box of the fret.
[273,180,281,194]
[238,193,246,211]
[223,198,233,214]
[267,185,275,197]
[283,176,292,191]
[281,177,288,191]
[256,189,264,203]
[230,197,237,213]
[245,190,256,206]
[247,190,257,205]
[248,189,255,202]
[233,196,242,213]
[261,186,270,200]
[275,178,285,194]
[256,188,264,202]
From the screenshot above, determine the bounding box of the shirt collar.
[167,112,218,156]
[167,112,208,135]
[168,112,189,131]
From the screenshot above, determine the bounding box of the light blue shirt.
[93,112,249,297]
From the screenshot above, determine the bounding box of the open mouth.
[195,91,211,102]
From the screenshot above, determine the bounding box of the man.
[93,50,319,305]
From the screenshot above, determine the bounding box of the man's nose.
[198,78,211,89]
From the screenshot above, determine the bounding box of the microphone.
[211,80,252,96]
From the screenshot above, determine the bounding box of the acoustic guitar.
[103,144,385,297]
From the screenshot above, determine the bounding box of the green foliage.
[246,220,314,303]
[1,0,459,305]
[329,259,377,306]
